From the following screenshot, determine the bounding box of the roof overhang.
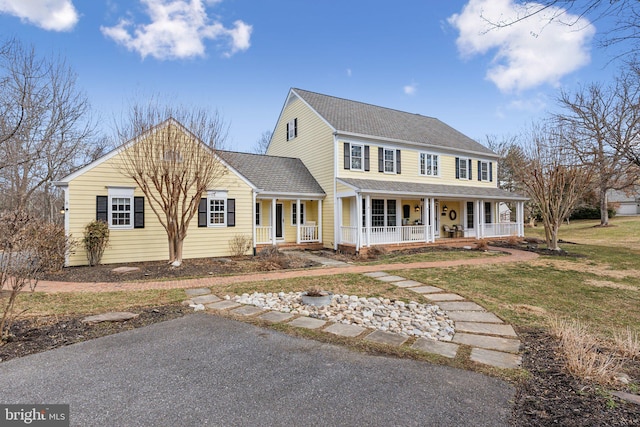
[337,178,528,201]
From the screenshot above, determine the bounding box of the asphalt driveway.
[0,314,514,426]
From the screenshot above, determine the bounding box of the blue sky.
[0,0,625,153]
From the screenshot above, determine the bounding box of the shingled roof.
[217,150,325,196]
[292,88,496,156]
[338,178,527,201]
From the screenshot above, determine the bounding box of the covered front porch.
[336,178,526,252]
[254,197,323,246]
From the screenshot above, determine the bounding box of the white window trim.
[287,118,297,141]
[207,190,228,227]
[479,161,490,182]
[350,143,364,171]
[458,157,469,180]
[291,202,305,226]
[383,148,396,174]
[108,187,134,230]
[419,152,439,177]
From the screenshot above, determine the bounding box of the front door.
[276,203,283,239]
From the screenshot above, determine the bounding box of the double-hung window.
[383,148,395,173]
[286,118,297,140]
[419,153,439,176]
[108,187,134,229]
[292,202,305,225]
[351,144,363,170]
[477,160,493,182]
[208,190,227,227]
[456,157,471,180]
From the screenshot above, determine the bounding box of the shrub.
[83,220,109,266]
[570,206,616,220]
[550,317,624,385]
[229,234,253,256]
[25,222,75,272]
[475,239,489,251]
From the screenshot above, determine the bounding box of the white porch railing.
[341,226,358,244]
[300,225,318,242]
[339,225,431,246]
[482,222,519,237]
[256,226,272,244]
[257,225,320,244]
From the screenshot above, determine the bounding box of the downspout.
[252,190,257,256]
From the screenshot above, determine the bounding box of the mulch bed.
[39,252,320,283]
[0,304,189,362]
[512,327,640,426]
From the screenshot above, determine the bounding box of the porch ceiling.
[338,178,527,201]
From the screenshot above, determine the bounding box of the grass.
[13,288,186,318]
[8,216,640,383]
[354,248,499,265]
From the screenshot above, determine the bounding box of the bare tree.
[508,122,593,250]
[0,40,94,218]
[251,130,272,154]
[483,1,640,58]
[555,70,640,226]
[117,103,228,266]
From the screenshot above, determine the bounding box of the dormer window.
[286,118,298,141]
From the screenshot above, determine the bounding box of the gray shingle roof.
[293,89,496,156]
[218,150,325,195]
[339,178,527,201]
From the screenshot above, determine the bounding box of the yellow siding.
[66,138,253,266]
[268,96,335,246]
[338,142,498,189]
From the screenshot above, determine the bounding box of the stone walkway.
[184,267,523,370]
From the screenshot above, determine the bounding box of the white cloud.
[403,82,418,95]
[0,0,78,31]
[101,0,252,60]
[448,0,595,92]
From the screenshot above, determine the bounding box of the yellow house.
[57,89,527,265]
[267,88,527,253]
[55,119,325,266]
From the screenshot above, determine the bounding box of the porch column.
[252,192,257,254]
[296,199,301,244]
[517,201,524,237]
[318,199,323,243]
[476,200,482,239]
[428,197,435,242]
[365,194,371,247]
[271,198,277,246]
[337,197,343,247]
[354,195,361,251]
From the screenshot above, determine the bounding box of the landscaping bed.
[39,252,320,283]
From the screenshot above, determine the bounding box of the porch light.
[59,208,66,215]
[442,205,448,213]
[414,205,420,212]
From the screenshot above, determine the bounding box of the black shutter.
[468,159,473,180]
[96,196,108,222]
[227,199,236,227]
[286,122,289,141]
[455,158,460,179]
[293,118,298,138]
[396,149,401,174]
[378,147,384,172]
[478,161,482,181]
[489,162,493,182]
[134,197,144,228]
[198,198,207,227]
[344,142,350,169]
[364,146,370,171]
